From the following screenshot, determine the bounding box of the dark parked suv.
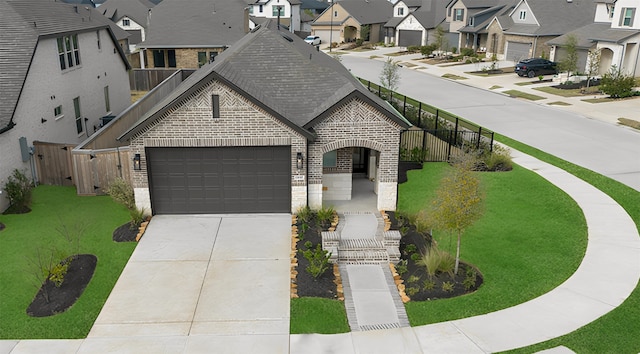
[515,58,558,78]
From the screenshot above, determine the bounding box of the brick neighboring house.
[0,0,131,212]
[115,24,411,214]
[486,0,598,62]
[311,0,393,45]
[137,0,257,69]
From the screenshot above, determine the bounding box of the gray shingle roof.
[547,22,640,48]
[139,0,251,48]
[408,0,448,29]
[337,0,393,25]
[99,0,154,27]
[502,0,597,36]
[300,0,328,11]
[118,24,410,142]
[0,0,129,134]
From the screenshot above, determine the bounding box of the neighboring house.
[0,0,131,212]
[300,0,329,32]
[99,0,155,53]
[486,0,598,62]
[455,0,513,53]
[383,0,426,45]
[115,23,410,214]
[446,0,506,51]
[311,0,393,45]
[248,0,301,32]
[137,0,255,69]
[389,0,450,47]
[548,0,640,77]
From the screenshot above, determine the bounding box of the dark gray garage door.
[398,30,422,47]
[147,146,291,214]
[505,41,531,62]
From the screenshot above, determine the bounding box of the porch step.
[337,249,389,263]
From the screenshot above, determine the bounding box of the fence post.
[403,95,407,117]
[454,117,459,147]
[435,109,439,130]
[490,132,494,152]
[477,127,482,149]
[421,129,427,162]
[447,130,453,161]
[418,102,422,128]
[368,80,371,91]
[378,85,381,98]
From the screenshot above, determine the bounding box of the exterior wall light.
[133,153,142,171]
[296,152,304,170]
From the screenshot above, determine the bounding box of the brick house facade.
[119,25,410,214]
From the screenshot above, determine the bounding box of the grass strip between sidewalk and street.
[0,186,135,339]
[503,90,546,101]
[290,297,350,334]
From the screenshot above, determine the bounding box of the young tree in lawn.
[434,25,448,56]
[559,34,579,79]
[379,57,401,102]
[600,65,637,98]
[429,155,484,275]
[585,48,601,89]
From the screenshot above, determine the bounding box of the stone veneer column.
[291,185,307,213]
[377,182,397,211]
[308,184,323,209]
[134,188,152,213]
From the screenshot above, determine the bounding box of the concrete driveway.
[86,214,292,353]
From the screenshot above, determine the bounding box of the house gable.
[509,0,538,26]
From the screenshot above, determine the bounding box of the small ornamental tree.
[559,34,579,78]
[429,155,484,274]
[434,25,448,55]
[585,48,601,89]
[379,57,401,101]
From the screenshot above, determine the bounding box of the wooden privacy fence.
[72,147,131,196]
[33,142,131,196]
[33,141,76,186]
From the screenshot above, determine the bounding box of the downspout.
[533,35,538,57]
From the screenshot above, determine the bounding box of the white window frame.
[73,97,83,135]
[398,8,404,16]
[519,10,526,20]
[122,18,130,26]
[54,105,63,120]
[57,34,81,71]
[621,8,635,27]
[454,8,464,21]
[104,86,111,113]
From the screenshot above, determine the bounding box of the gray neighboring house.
[115,24,410,214]
[0,0,131,212]
[486,0,598,62]
[137,0,255,69]
[99,0,155,53]
[548,0,640,77]
[456,1,513,53]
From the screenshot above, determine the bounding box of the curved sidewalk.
[291,149,640,353]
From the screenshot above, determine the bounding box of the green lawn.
[495,135,640,354]
[398,163,587,325]
[290,297,350,334]
[0,186,136,339]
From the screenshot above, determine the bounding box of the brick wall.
[145,48,225,69]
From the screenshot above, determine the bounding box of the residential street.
[339,52,640,192]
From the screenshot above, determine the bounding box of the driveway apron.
[87,214,291,353]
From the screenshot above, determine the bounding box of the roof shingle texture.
[338,0,393,25]
[140,0,252,48]
[120,25,408,141]
[99,0,154,26]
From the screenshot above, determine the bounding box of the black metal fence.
[359,78,495,162]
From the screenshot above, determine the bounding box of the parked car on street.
[304,35,321,46]
[515,58,558,78]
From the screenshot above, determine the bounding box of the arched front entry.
[599,47,615,75]
[321,147,379,212]
[344,26,358,42]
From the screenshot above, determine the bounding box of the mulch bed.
[294,216,338,299]
[398,161,423,184]
[389,211,483,301]
[112,222,140,242]
[3,205,31,215]
[27,254,97,317]
[553,79,601,90]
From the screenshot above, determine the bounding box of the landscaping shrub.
[301,244,331,279]
[460,48,476,57]
[3,169,33,214]
[600,65,638,98]
[407,45,420,53]
[420,44,437,57]
[106,178,135,210]
[482,145,513,171]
